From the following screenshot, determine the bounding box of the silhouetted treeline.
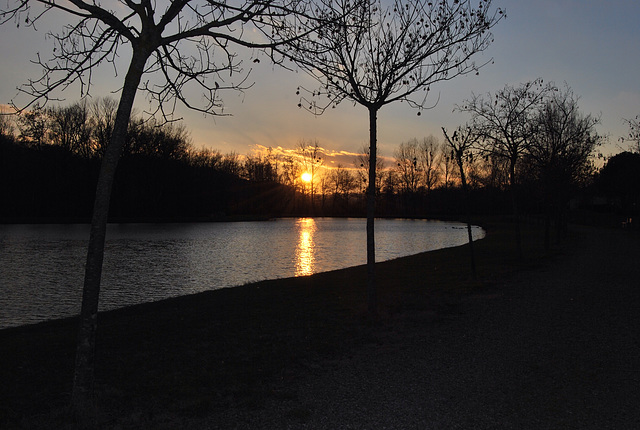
[586,151,640,228]
[3,130,637,224]
[1,97,636,224]
[0,128,513,223]
[0,131,293,222]
[1,134,97,221]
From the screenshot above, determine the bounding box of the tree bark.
[367,106,378,318]
[71,47,149,411]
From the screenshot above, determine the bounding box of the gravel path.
[209,226,640,429]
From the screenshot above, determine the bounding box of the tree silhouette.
[297,139,324,211]
[2,0,316,413]
[527,83,602,247]
[459,79,553,259]
[282,0,504,316]
[89,97,118,158]
[395,140,421,196]
[439,141,455,189]
[443,124,480,278]
[16,102,47,148]
[623,115,640,154]
[46,101,93,158]
[597,151,640,226]
[126,117,192,159]
[327,164,357,212]
[419,135,442,192]
[354,143,385,196]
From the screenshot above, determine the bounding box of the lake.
[0,218,484,329]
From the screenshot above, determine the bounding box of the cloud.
[248,143,399,172]
[250,143,364,168]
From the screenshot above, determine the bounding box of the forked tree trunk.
[71,48,149,411]
[366,106,378,318]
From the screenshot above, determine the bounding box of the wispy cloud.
[250,144,397,171]
[251,144,364,169]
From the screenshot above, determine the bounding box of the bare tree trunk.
[71,48,148,412]
[509,159,523,261]
[367,106,378,318]
[458,161,477,280]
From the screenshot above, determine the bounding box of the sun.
[301,172,312,183]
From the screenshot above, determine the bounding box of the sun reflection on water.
[295,218,316,276]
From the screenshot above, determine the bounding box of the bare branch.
[457,79,555,168]
[4,0,319,119]
[281,0,504,115]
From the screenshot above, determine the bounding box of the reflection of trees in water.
[295,218,316,277]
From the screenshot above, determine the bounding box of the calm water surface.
[0,218,484,328]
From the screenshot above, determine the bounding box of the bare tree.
[418,135,442,192]
[328,164,357,210]
[281,153,301,188]
[47,100,93,157]
[283,0,504,316]
[219,151,244,176]
[2,0,314,413]
[187,145,223,170]
[443,124,481,278]
[355,143,385,195]
[395,139,421,195]
[528,83,602,248]
[16,102,47,148]
[89,97,118,158]
[474,151,508,189]
[622,115,640,154]
[297,139,325,211]
[126,118,192,159]
[439,143,455,189]
[459,79,553,259]
[381,168,400,197]
[244,152,279,182]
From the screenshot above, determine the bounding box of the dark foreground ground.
[1,221,639,429]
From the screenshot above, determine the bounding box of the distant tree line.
[0,98,503,221]
[1,90,637,225]
[0,99,294,221]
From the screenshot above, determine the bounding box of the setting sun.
[301,172,312,183]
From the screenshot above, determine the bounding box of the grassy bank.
[0,219,552,428]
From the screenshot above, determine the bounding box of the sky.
[1,0,639,168]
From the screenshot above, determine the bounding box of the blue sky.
[1,0,638,166]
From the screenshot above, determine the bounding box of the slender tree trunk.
[509,159,523,261]
[310,177,315,214]
[458,160,476,280]
[367,106,378,318]
[71,48,149,411]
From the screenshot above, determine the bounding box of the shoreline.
[0,220,531,425]
[4,222,637,428]
[0,217,485,331]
